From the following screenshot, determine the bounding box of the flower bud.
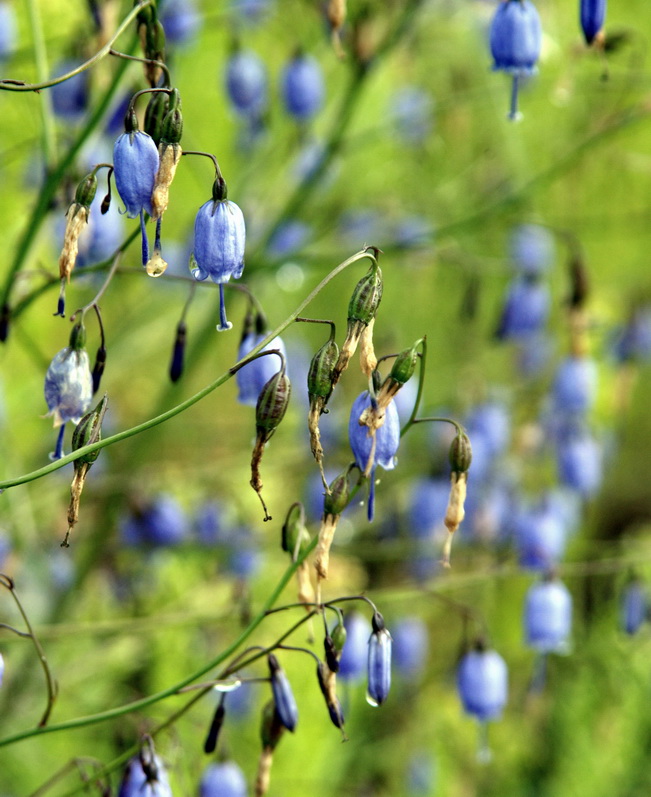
[281,502,310,557]
[323,471,349,517]
[449,431,472,475]
[144,90,170,145]
[268,654,298,732]
[376,340,420,409]
[255,368,291,434]
[316,661,346,732]
[169,321,186,383]
[367,611,392,706]
[203,698,226,754]
[91,344,107,394]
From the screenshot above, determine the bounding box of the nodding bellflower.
[489,0,542,120]
[524,577,572,653]
[367,611,392,706]
[457,645,508,722]
[268,653,298,732]
[225,48,268,120]
[199,761,248,797]
[348,391,400,521]
[281,52,325,121]
[192,177,245,331]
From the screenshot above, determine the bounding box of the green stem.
[0,248,377,491]
[26,0,56,167]
[400,337,427,437]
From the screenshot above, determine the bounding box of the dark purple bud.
[92,344,107,394]
[0,303,10,342]
[203,698,226,754]
[268,654,298,732]
[580,0,606,45]
[169,321,186,383]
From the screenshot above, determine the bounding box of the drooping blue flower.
[113,131,159,219]
[392,617,429,678]
[551,355,598,415]
[51,60,89,121]
[268,653,298,732]
[580,0,606,45]
[555,427,602,497]
[367,611,392,706]
[281,53,325,121]
[199,761,248,797]
[457,646,508,721]
[495,277,550,340]
[408,477,450,540]
[338,612,372,680]
[524,577,572,653]
[236,332,286,405]
[120,495,186,547]
[192,183,246,331]
[489,0,542,120]
[348,392,400,521]
[513,499,568,571]
[389,86,435,146]
[117,752,172,797]
[160,0,201,46]
[225,48,268,120]
[621,580,647,635]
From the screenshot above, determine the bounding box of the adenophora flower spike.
[316,660,346,736]
[305,321,339,487]
[441,429,472,567]
[332,252,383,388]
[282,502,315,608]
[192,173,246,331]
[268,653,298,732]
[200,761,248,797]
[62,394,108,547]
[44,321,94,460]
[315,469,350,582]
[367,611,392,706]
[489,0,542,121]
[248,352,291,521]
[151,89,183,223]
[348,391,400,521]
[256,700,285,797]
[113,108,160,266]
[57,171,98,308]
[581,0,606,46]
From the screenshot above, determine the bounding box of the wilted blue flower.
[281,53,324,121]
[580,0,606,45]
[225,48,268,119]
[44,346,93,428]
[236,332,286,405]
[0,1,17,62]
[392,617,429,677]
[510,224,554,277]
[51,60,89,120]
[338,612,372,680]
[118,752,172,797]
[495,277,550,340]
[113,130,159,219]
[457,646,508,721]
[268,653,298,732]
[192,187,245,331]
[552,355,598,415]
[160,0,201,45]
[489,0,542,120]
[621,580,646,635]
[348,392,400,520]
[199,761,248,797]
[524,577,572,653]
[367,611,392,706]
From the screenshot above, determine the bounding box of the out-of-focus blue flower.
[392,617,429,678]
[195,500,229,546]
[225,48,268,119]
[76,187,125,267]
[621,580,646,635]
[408,477,450,540]
[0,1,17,62]
[267,220,311,259]
[580,0,606,45]
[44,346,93,427]
[236,332,287,406]
[465,401,510,459]
[269,653,298,731]
[517,332,553,376]
[495,277,550,340]
[406,753,436,796]
[338,209,382,247]
[367,611,392,706]
[51,60,89,120]
[227,527,260,579]
[160,0,201,45]
[389,86,435,145]
[555,428,602,497]
[281,53,324,121]
[457,646,508,721]
[113,131,159,218]
[510,225,554,277]
[199,761,248,797]
[524,577,572,653]
[230,0,273,23]
[338,612,372,681]
[392,215,435,250]
[120,495,186,547]
[612,306,651,363]
[551,356,598,415]
[348,392,400,520]
[513,499,568,571]
[192,192,246,331]
[118,752,172,797]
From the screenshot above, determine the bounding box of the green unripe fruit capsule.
[144,91,170,145]
[69,321,87,352]
[308,338,339,402]
[324,471,349,516]
[256,370,291,434]
[74,173,98,209]
[389,343,419,385]
[72,394,107,467]
[449,431,472,474]
[348,264,383,326]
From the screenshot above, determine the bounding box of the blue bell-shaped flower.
[457,645,508,722]
[118,751,172,797]
[524,576,572,653]
[199,761,248,797]
[367,611,392,706]
[580,0,606,45]
[268,653,298,732]
[225,47,268,120]
[489,0,542,120]
[192,176,245,331]
[281,52,325,121]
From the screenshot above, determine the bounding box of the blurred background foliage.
[1,0,651,794]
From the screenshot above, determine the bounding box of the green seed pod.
[161,106,183,145]
[449,431,472,475]
[69,321,87,352]
[331,620,347,658]
[389,342,419,386]
[260,699,285,750]
[324,470,349,516]
[74,172,98,209]
[348,263,383,326]
[72,394,107,467]
[281,502,310,555]
[307,337,339,403]
[256,370,291,434]
[144,90,170,145]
